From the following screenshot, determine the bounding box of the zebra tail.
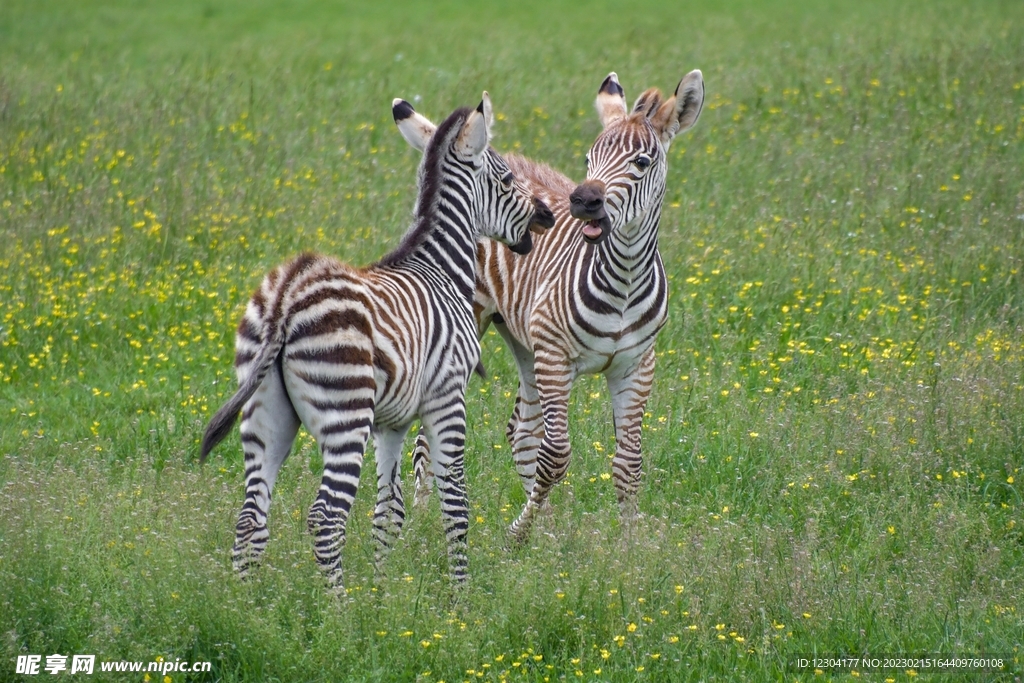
[199,338,283,463]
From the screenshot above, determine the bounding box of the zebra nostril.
[569,183,606,218]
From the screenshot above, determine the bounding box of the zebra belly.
[572,342,644,377]
[570,316,664,377]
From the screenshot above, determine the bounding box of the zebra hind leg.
[304,412,373,595]
[372,428,408,574]
[411,429,434,509]
[232,364,300,579]
[421,401,470,586]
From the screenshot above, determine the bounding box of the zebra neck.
[403,213,479,304]
[592,208,663,298]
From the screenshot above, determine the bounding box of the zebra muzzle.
[529,196,555,234]
[508,230,533,255]
[569,182,611,244]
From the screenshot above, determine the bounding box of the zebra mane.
[505,153,575,197]
[376,106,473,268]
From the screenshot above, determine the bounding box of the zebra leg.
[509,367,572,544]
[606,347,656,532]
[495,324,544,497]
[411,428,434,509]
[233,363,300,578]
[291,370,375,594]
[504,393,522,446]
[421,399,470,585]
[372,427,409,572]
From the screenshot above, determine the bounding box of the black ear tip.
[599,74,624,97]
[392,99,415,122]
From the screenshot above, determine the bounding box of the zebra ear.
[631,88,663,118]
[650,69,704,148]
[455,91,492,159]
[393,98,437,153]
[478,90,495,130]
[595,72,627,129]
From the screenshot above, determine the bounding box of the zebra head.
[392,94,554,255]
[569,70,704,245]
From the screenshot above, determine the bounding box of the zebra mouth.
[508,231,533,255]
[582,217,611,244]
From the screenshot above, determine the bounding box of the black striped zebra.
[409,71,704,543]
[199,94,554,592]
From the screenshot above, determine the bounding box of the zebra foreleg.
[509,381,571,544]
[497,327,544,498]
[372,428,408,573]
[606,348,655,534]
[232,364,300,578]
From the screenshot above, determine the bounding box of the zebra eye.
[633,155,652,170]
[501,172,514,187]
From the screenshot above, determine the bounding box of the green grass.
[2,0,1023,680]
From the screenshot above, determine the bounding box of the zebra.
[199,94,555,592]
[408,71,704,543]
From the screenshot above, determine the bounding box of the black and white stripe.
[406,72,704,543]
[200,96,552,591]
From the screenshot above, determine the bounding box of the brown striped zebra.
[408,71,705,543]
[199,94,554,592]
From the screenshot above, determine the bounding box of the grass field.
[2,0,1023,680]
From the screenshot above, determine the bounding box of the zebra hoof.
[505,524,530,549]
[325,584,349,601]
[231,553,261,579]
[413,490,431,509]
